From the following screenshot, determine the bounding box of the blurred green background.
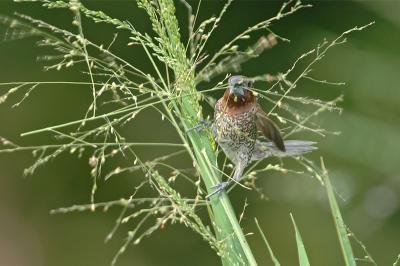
[1,1,399,265]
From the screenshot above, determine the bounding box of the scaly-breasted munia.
[207,75,316,198]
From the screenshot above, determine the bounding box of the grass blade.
[290,213,310,266]
[394,254,400,266]
[254,218,281,266]
[321,157,356,266]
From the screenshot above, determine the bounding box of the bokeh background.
[1,1,400,265]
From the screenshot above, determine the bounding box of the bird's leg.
[206,162,245,199]
[186,119,213,133]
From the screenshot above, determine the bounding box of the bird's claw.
[206,181,231,199]
[186,120,212,133]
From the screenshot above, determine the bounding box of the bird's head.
[220,75,256,114]
[227,75,254,102]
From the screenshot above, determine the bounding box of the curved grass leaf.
[254,218,281,266]
[321,158,356,266]
[290,213,310,266]
[393,254,400,266]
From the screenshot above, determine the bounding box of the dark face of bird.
[226,75,254,105]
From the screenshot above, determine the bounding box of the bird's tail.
[251,140,317,161]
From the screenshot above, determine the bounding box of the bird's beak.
[230,85,245,98]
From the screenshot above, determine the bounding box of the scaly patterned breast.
[212,99,257,165]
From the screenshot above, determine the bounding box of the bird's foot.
[206,181,231,199]
[186,120,212,133]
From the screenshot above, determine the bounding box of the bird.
[206,75,316,198]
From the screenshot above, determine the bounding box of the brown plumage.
[219,83,256,115]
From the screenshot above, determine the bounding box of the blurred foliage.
[0,1,399,266]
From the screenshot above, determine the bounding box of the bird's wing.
[255,106,285,151]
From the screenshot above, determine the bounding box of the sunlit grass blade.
[290,213,310,266]
[254,217,281,266]
[321,157,356,266]
[393,254,400,266]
